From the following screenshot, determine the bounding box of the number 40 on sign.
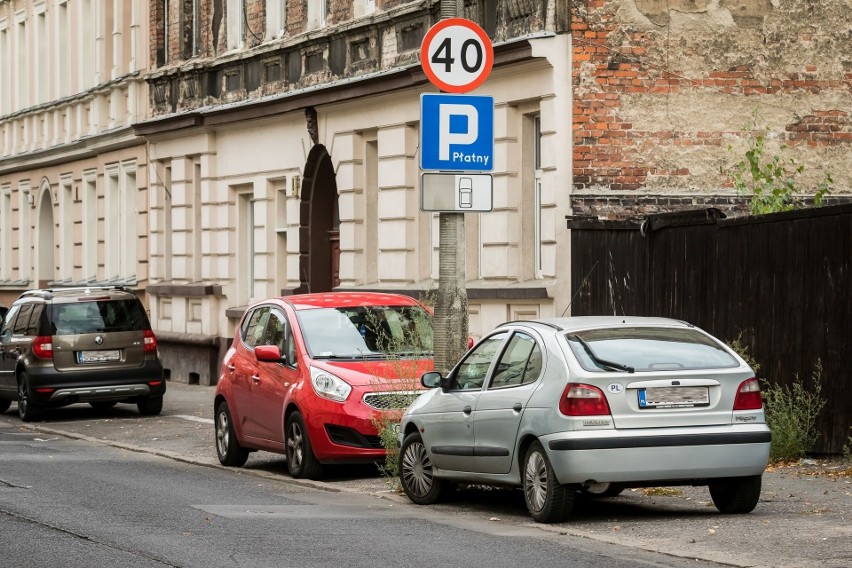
[420,18,494,94]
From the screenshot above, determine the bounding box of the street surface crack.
[0,506,182,567]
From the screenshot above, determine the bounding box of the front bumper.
[541,425,771,485]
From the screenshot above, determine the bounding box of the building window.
[227,0,244,50]
[161,162,173,281]
[80,0,94,87]
[266,0,286,39]
[59,176,74,282]
[158,0,168,66]
[18,181,31,282]
[183,0,201,58]
[0,24,9,115]
[236,188,256,303]
[0,186,11,281]
[105,166,121,279]
[82,171,98,281]
[533,114,542,277]
[121,163,138,280]
[57,1,70,97]
[17,18,28,111]
[308,0,328,30]
[273,178,288,292]
[36,8,48,104]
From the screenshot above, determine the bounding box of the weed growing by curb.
[762,360,826,460]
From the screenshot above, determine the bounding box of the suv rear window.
[48,299,151,335]
[566,327,739,372]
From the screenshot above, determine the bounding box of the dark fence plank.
[568,205,852,454]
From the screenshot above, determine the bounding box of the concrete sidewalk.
[2,381,850,568]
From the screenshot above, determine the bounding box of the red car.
[214,292,433,479]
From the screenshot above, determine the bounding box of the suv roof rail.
[18,285,131,302]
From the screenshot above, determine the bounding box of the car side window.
[261,309,297,367]
[26,304,45,336]
[242,307,270,348]
[1,304,20,339]
[489,332,543,389]
[449,332,508,391]
[12,304,33,336]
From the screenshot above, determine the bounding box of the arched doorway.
[36,184,55,288]
[298,144,340,293]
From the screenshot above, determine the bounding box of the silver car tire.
[523,441,575,523]
[215,401,249,467]
[285,411,323,480]
[709,475,762,514]
[399,431,445,505]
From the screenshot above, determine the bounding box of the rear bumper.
[24,359,166,403]
[542,425,771,485]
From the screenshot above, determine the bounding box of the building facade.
[0,0,151,302]
[2,1,848,387]
[137,0,575,384]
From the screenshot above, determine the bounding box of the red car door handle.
[251,375,260,383]
[226,364,235,372]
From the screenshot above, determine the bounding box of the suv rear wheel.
[17,373,43,422]
[137,396,163,416]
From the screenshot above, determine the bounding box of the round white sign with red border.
[420,18,494,93]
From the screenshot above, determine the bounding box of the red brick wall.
[571,0,852,218]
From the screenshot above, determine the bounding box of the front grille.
[362,390,420,411]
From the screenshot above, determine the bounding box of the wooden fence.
[567,204,852,454]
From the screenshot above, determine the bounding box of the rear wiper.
[568,334,635,373]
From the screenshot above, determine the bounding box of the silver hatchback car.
[398,317,771,523]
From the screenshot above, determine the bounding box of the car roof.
[502,316,693,333]
[282,292,422,311]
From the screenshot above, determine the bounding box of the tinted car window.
[26,304,45,336]
[490,332,542,389]
[13,304,34,335]
[566,327,739,372]
[48,299,150,335]
[262,310,297,367]
[1,304,20,336]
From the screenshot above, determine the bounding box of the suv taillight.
[733,377,763,410]
[143,330,157,354]
[559,383,612,416]
[33,336,53,359]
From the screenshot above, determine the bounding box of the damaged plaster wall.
[572,0,852,218]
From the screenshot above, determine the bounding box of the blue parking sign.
[420,93,494,172]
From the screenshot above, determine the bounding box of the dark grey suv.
[0,287,165,421]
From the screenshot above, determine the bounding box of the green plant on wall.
[728,126,832,215]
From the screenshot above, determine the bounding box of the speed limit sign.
[421,18,494,93]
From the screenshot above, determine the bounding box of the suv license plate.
[638,386,709,408]
[77,350,121,364]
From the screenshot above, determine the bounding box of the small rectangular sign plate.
[638,386,709,408]
[77,350,121,364]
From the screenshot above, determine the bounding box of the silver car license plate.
[638,386,709,408]
[77,350,121,364]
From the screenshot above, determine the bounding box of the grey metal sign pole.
[434,0,469,374]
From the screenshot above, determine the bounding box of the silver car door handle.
[463,405,472,415]
[513,403,523,412]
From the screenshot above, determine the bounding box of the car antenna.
[561,261,598,317]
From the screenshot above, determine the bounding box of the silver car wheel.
[287,421,304,470]
[401,439,434,498]
[216,411,229,458]
[524,449,548,513]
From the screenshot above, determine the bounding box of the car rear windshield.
[566,327,739,372]
[298,305,433,359]
[48,299,151,335]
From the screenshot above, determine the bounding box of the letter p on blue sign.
[420,94,494,172]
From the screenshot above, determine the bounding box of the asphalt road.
[1,382,850,568]
[1,425,726,568]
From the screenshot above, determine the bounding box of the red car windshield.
[297,305,433,359]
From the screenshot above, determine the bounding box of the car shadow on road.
[438,485,721,522]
